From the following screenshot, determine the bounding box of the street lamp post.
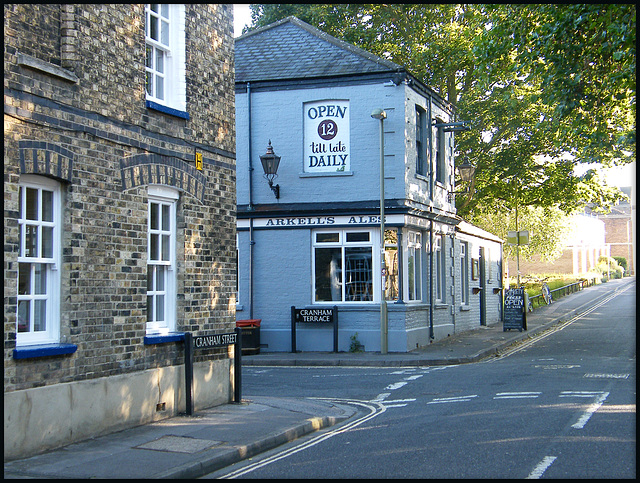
[371,108,388,354]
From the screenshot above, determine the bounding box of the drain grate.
[136,435,223,453]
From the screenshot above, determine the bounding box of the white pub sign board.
[303,100,350,173]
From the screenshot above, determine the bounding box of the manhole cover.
[136,435,223,453]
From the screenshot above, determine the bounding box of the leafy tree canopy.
[246,4,635,222]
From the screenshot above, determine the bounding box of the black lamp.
[457,156,476,183]
[260,140,280,199]
[448,157,476,202]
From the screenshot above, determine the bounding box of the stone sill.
[146,100,189,120]
[17,53,78,83]
[13,343,78,360]
[144,332,185,345]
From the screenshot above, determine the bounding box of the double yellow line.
[490,282,633,362]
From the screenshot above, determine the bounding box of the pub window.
[147,185,178,334]
[313,229,374,303]
[460,241,469,305]
[416,105,427,176]
[407,231,422,301]
[384,229,399,301]
[435,118,446,184]
[435,235,445,302]
[16,175,61,346]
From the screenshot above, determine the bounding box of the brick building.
[4,4,236,459]
[596,186,635,276]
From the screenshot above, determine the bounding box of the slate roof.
[235,16,404,82]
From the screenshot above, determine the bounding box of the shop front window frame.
[312,229,376,304]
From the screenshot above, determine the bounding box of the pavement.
[4,277,634,479]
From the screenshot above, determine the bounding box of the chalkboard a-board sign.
[503,287,526,331]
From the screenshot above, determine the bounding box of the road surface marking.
[494,392,541,399]
[427,395,478,404]
[584,373,629,379]
[571,392,610,429]
[221,398,386,478]
[385,381,408,390]
[526,456,557,479]
[404,375,423,381]
[487,283,632,362]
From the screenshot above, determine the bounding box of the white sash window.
[17,176,61,345]
[147,186,178,334]
[145,4,186,113]
[461,241,470,305]
[407,231,422,301]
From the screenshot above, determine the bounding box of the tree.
[245,4,635,254]
[466,204,574,263]
[459,4,635,218]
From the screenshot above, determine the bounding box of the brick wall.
[4,4,236,392]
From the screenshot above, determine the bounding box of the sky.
[602,162,636,189]
[232,5,635,190]
[575,162,636,189]
[234,4,252,38]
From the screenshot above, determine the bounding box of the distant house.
[506,185,635,277]
[234,17,504,353]
[595,186,635,276]
[4,4,236,460]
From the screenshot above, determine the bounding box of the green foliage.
[594,256,624,280]
[508,273,596,310]
[612,256,627,271]
[466,204,573,262]
[349,332,364,353]
[516,274,577,293]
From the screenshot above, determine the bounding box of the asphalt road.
[205,281,635,479]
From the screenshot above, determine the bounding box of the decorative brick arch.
[18,140,74,182]
[120,153,207,203]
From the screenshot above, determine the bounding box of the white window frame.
[406,230,422,301]
[147,185,178,334]
[416,106,427,177]
[383,229,399,301]
[16,175,61,346]
[460,241,469,305]
[435,118,446,185]
[235,233,240,306]
[145,4,186,113]
[312,229,377,304]
[435,235,445,302]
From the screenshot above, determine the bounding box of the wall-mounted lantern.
[457,156,476,183]
[260,140,280,199]
[448,156,476,202]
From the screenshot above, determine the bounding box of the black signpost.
[184,328,242,416]
[291,306,338,353]
[503,287,527,331]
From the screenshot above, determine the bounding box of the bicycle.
[519,275,552,311]
[541,281,553,305]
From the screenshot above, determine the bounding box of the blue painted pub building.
[235,17,504,352]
